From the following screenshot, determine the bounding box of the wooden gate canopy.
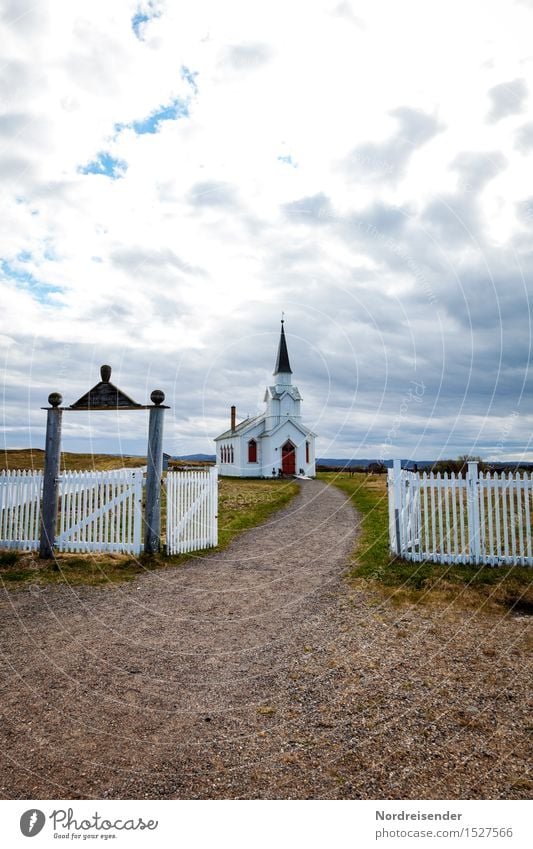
[43,365,169,410]
[39,364,169,558]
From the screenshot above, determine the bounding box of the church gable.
[264,385,302,402]
[263,417,315,440]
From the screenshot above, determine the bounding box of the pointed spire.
[274,318,292,375]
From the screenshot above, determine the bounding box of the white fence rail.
[389,460,533,566]
[0,470,43,551]
[166,467,218,554]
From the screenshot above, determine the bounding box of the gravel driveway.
[0,479,530,799]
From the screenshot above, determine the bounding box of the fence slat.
[486,473,495,565]
[524,475,532,561]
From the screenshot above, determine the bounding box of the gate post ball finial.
[150,389,165,406]
[48,392,62,408]
[100,364,112,383]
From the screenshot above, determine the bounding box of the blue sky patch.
[131,2,162,40]
[1,259,64,304]
[181,65,198,94]
[132,13,150,38]
[278,154,297,167]
[128,98,189,134]
[79,152,127,179]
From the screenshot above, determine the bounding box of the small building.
[214,321,317,478]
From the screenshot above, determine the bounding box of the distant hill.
[179,455,395,466]
[175,454,216,462]
[177,455,421,467]
[317,458,381,468]
[317,458,533,471]
[317,458,401,468]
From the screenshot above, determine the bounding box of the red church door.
[281,441,296,475]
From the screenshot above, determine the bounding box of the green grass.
[0,477,300,590]
[320,472,533,614]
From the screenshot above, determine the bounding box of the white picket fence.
[56,469,143,553]
[0,470,43,551]
[1,465,219,557]
[166,467,218,554]
[389,459,533,566]
[0,468,143,554]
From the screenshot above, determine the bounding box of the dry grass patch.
[2,448,148,472]
[321,471,533,615]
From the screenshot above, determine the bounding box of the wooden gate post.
[39,393,63,559]
[144,390,166,554]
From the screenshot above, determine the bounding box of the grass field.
[321,471,533,614]
[0,451,299,588]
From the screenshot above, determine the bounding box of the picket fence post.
[390,458,402,555]
[466,461,480,563]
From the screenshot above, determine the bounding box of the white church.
[214,321,317,478]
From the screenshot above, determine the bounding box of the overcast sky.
[1,0,532,460]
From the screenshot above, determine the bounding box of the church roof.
[214,411,316,442]
[214,414,263,441]
[273,320,292,375]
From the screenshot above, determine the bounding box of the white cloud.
[1,0,533,461]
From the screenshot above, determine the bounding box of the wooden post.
[39,393,63,559]
[144,390,166,554]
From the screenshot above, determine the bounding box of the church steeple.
[273,319,292,377]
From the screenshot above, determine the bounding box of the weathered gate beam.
[144,390,166,555]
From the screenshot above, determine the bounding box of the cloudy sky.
[1,0,532,461]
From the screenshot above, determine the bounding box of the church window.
[306,441,310,464]
[230,445,234,463]
[248,439,257,463]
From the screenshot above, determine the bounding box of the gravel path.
[0,480,530,800]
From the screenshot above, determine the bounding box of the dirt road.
[0,480,530,799]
